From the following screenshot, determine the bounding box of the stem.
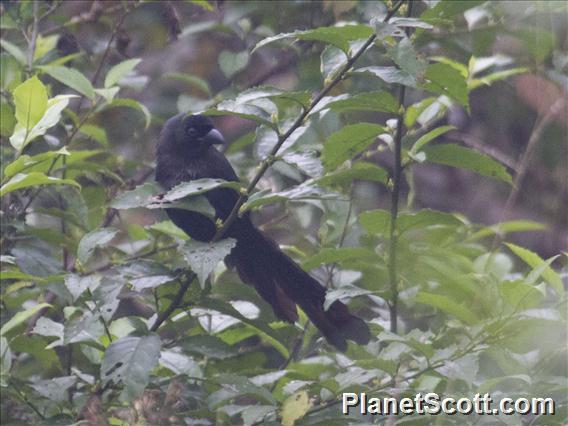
[150,273,196,332]
[212,0,406,243]
[26,0,39,73]
[387,0,413,335]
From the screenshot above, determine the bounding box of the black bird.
[156,113,371,351]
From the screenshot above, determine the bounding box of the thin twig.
[150,273,196,332]
[42,1,123,36]
[212,0,406,243]
[26,0,39,72]
[491,97,565,250]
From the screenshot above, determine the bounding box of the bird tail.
[228,226,371,351]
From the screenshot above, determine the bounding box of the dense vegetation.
[1,1,566,425]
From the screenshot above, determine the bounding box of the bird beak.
[202,128,225,145]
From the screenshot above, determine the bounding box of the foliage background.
[1,1,566,425]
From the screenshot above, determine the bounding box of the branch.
[387,0,413,335]
[41,1,122,36]
[212,0,406,243]
[149,272,196,332]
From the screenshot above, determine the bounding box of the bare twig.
[213,0,406,243]
[491,97,565,250]
[42,1,120,36]
[150,273,196,332]
[26,0,39,72]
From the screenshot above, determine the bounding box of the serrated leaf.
[415,292,478,325]
[198,298,289,357]
[360,208,462,236]
[410,125,456,154]
[322,123,385,171]
[0,172,79,197]
[386,38,427,79]
[77,228,118,264]
[324,91,399,114]
[505,243,564,295]
[303,247,376,270]
[499,280,544,311]
[180,239,236,286]
[323,285,374,310]
[241,181,340,212]
[253,24,372,54]
[208,374,277,408]
[1,303,51,336]
[354,66,416,87]
[421,63,469,109]
[64,273,102,301]
[101,335,161,401]
[104,58,142,88]
[38,65,95,99]
[423,143,512,183]
[316,161,388,188]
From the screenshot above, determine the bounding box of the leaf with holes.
[181,239,236,287]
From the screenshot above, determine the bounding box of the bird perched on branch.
[156,113,371,351]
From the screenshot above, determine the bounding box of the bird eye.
[186,126,197,136]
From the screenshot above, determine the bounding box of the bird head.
[161,113,225,157]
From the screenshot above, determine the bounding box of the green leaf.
[360,208,462,236]
[499,280,544,311]
[77,228,118,265]
[0,172,79,197]
[208,374,277,408]
[410,125,456,154]
[415,292,478,325]
[253,24,372,54]
[0,100,16,137]
[189,0,213,11]
[323,285,374,310]
[0,337,11,386]
[12,75,47,130]
[421,63,469,110]
[468,220,546,240]
[33,34,58,62]
[316,161,388,188]
[354,66,416,87]
[0,39,27,64]
[161,178,241,202]
[1,53,22,91]
[106,99,151,129]
[322,123,385,171]
[0,303,51,336]
[241,181,340,212]
[110,182,159,209]
[218,50,249,78]
[198,298,289,358]
[386,38,427,80]
[10,95,75,152]
[324,91,399,114]
[514,27,555,63]
[180,239,236,287]
[321,45,347,80]
[79,124,109,146]
[163,73,211,96]
[101,335,161,401]
[104,58,142,88]
[468,67,529,90]
[3,147,70,178]
[94,87,120,103]
[422,143,512,183]
[178,335,237,359]
[65,273,102,301]
[505,243,564,295]
[30,376,77,403]
[303,247,376,270]
[38,65,95,99]
[282,391,312,426]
